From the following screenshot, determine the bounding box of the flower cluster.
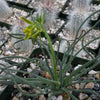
[11,18,32,53]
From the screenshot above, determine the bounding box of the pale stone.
[85,82,94,89]
[79,93,88,100]
[27,68,32,73]
[12,97,19,100]
[75,84,80,89]
[66,72,70,76]
[57,95,63,100]
[95,74,100,80]
[51,96,57,100]
[57,65,60,71]
[59,40,68,53]
[87,97,92,100]
[74,64,82,70]
[5,51,15,55]
[88,70,97,75]
[13,66,17,70]
[39,95,46,100]
[80,83,86,89]
[30,63,37,70]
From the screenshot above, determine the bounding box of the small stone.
[66,72,70,76]
[72,91,80,97]
[59,40,68,53]
[16,92,22,97]
[12,97,19,100]
[51,96,57,100]
[30,69,40,78]
[93,83,100,91]
[45,72,51,79]
[74,64,82,70]
[57,65,60,71]
[90,94,98,100]
[39,95,46,100]
[68,86,73,89]
[30,63,37,70]
[88,77,95,80]
[57,95,63,100]
[87,97,92,100]
[82,77,87,80]
[27,68,32,73]
[85,82,94,89]
[79,93,88,100]
[88,70,97,75]
[80,83,86,89]
[5,51,15,55]
[62,92,70,100]
[13,66,17,70]
[95,74,100,80]
[75,84,80,89]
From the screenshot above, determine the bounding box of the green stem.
[42,28,58,81]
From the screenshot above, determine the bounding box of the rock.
[85,82,94,89]
[32,97,38,100]
[13,66,17,70]
[57,95,63,100]
[80,83,86,89]
[88,70,97,75]
[75,84,80,89]
[66,72,70,76]
[85,88,93,96]
[95,74,100,80]
[30,63,37,70]
[0,0,12,21]
[79,93,88,100]
[12,97,19,100]
[87,97,92,100]
[82,77,87,80]
[88,77,95,80]
[16,92,22,98]
[93,83,100,91]
[45,72,51,79]
[28,98,31,100]
[72,91,80,97]
[74,64,82,70]
[62,92,70,100]
[51,96,57,100]
[5,51,15,55]
[27,68,32,73]
[59,40,68,53]
[90,94,98,100]
[57,65,60,71]
[39,95,46,100]
[30,69,40,78]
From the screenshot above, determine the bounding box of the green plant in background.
[21,12,46,43]
[67,0,91,39]
[0,10,100,100]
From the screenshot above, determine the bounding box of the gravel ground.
[0,0,100,100]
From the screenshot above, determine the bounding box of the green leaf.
[21,17,33,25]
[41,12,46,24]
